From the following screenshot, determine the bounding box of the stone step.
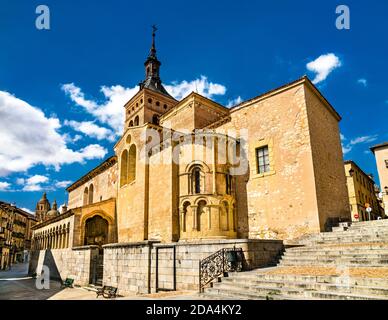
[281,252,388,260]
[226,272,388,288]
[350,221,388,227]
[278,260,388,267]
[203,287,300,300]
[312,236,388,242]
[284,249,388,256]
[216,278,388,297]
[286,244,388,252]
[204,285,386,300]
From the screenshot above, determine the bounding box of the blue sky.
[0,0,387,213]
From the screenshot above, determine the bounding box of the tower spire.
[138,25,173,98]
[150,24,157,57]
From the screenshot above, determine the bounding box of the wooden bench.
[96,286,118,299]
[61,278,74,288]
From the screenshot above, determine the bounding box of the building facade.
[344,160,383,222]
[0,202,37,269]
[30,31,351,292]
[371,142,388,216]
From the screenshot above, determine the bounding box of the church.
[29,29,351,294]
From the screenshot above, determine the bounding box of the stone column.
[191,205,198,230]
[66,228,70,248]
[207,207,212,230]
[212,136,217,194]
[179,207,186,232]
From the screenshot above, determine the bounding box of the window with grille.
[256,146,270,174]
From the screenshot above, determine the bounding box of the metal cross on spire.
[150,24,158,56]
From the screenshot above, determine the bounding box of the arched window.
[120,149,128,187]
[152,114,159,125]
[128,144,137,183]
[191,166,203,194]
[196,200,207,231]
[83,187,89,206]
[134,116,139,126]
[181,201,190,233]
[129,120,134,127]
[88,184,94,205]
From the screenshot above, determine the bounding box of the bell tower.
[124,26,177,129]
[35,192,51,222]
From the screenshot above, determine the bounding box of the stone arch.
[129,120,134,127]
[120,149,128,187]
[89,183,94,205]
[84,215,109,246]
[81,211,115,246]
[134,116,139,126]
[196,200,207,231]
[185,161,211,174]
[83,187,89,206]
[181,201,190,233]
[128,144,137,183]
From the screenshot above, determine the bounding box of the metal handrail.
[199,247,243,293]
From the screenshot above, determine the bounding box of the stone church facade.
[29,30,350,293]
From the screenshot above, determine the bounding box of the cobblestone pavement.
[49,287,203,300]
[1,263,203,300]
[0,262,62,300]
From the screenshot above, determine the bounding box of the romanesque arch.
[128,144,137,183]
[89,184,94,205]
[120,149,128,187]
[83,187,89,206]
[84,215,109,246]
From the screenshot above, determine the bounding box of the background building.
[0,202,37,269]
[371,142,388,216]
[344,160,383,221]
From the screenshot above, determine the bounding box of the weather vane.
[152,24,158,34]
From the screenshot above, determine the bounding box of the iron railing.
[199,247,243,292]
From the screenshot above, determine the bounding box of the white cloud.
[22,175,49,192]
[349,135,378,145]
[0,181,11,191]
[64,120,115,142]
[55,180,72,188]
[0,90,108,176]
[62,83,138,135]
[306,53,342,84]
[341,134,378,155]
[357,78,368,87]
[62,76,227,135]
[164,76,226,101]
[226,96,243,108]
[20,207,34,215]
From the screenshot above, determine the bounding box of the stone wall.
[219,80,321,240]
[103,241,154,295]
[304,84,351,228]
[102,239,283,295]
[67,163,118,210]
[28,245,99,286]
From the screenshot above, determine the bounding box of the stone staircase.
[202,219,388,300]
